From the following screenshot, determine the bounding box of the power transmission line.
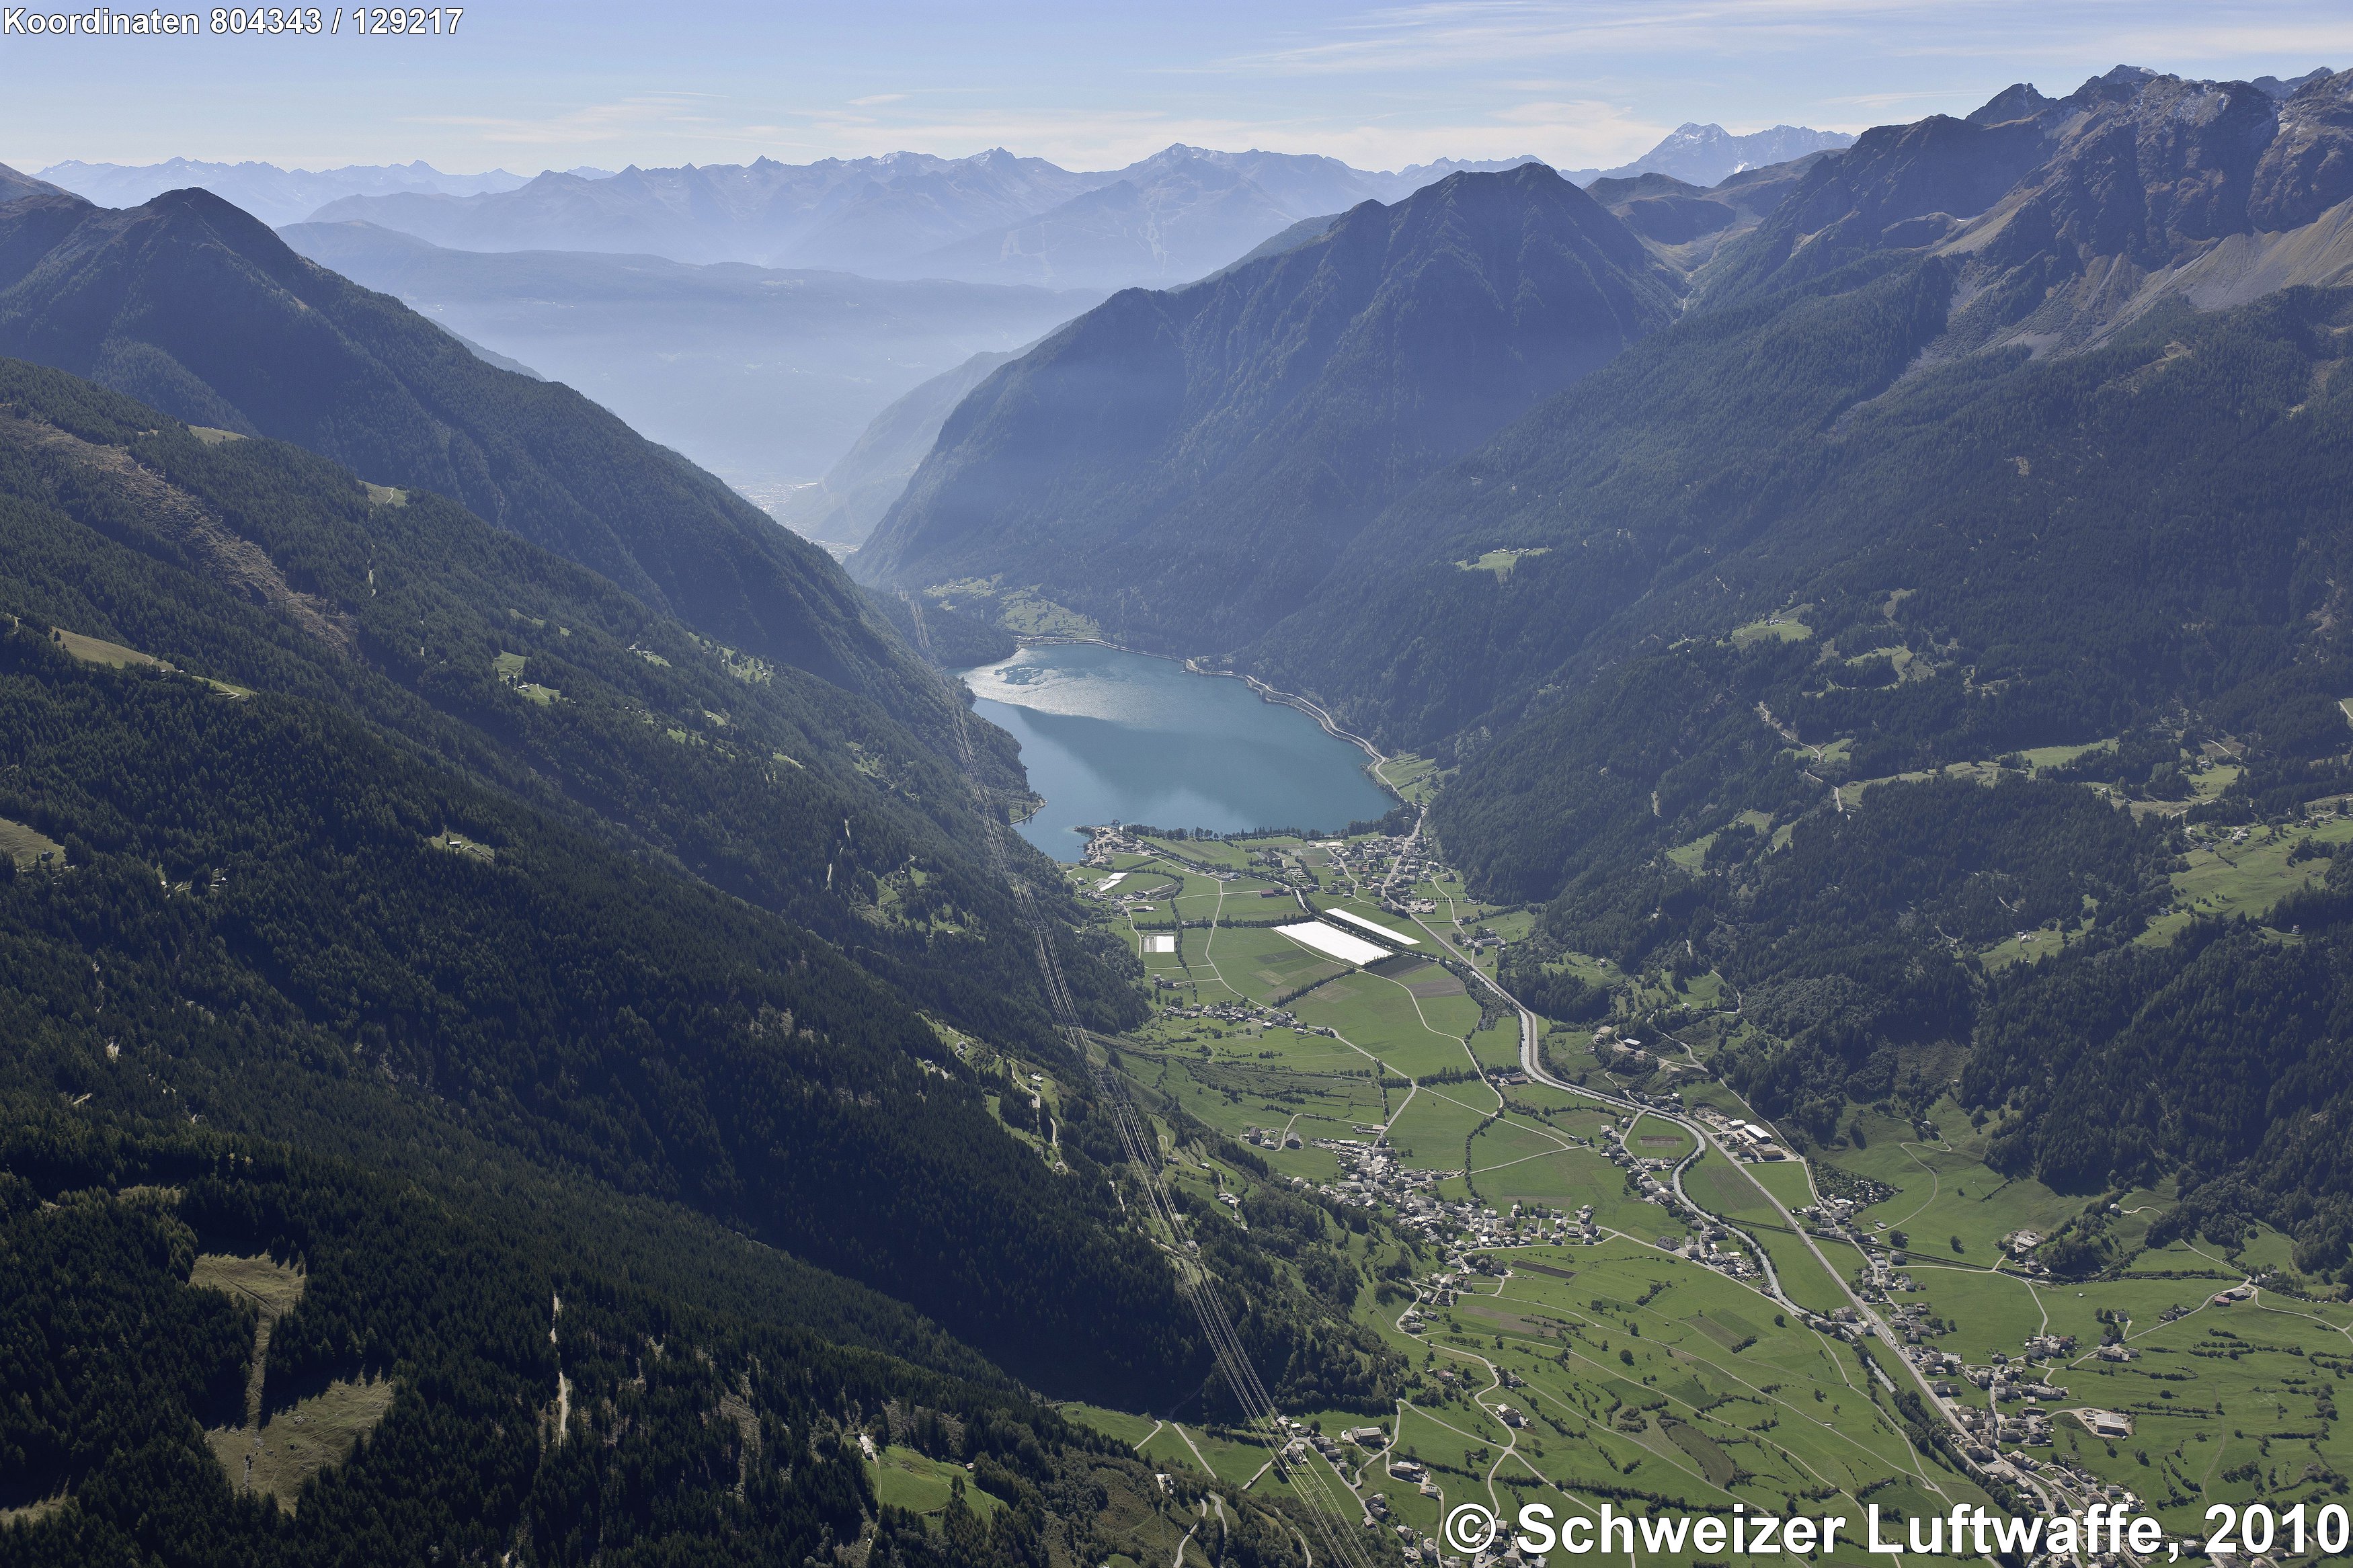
[901,594,1384,1568]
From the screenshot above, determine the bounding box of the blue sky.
[3,1,2347,174]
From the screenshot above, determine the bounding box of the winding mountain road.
[1384,807,2081,1522]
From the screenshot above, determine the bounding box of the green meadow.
[1066,807,2353,1568]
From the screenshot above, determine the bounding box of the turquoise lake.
[959,643,1395,860]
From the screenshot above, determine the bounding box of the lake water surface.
[959,643,1394,860]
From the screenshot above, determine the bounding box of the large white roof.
[1276,921,1390,967]
[1324,906,1417,946]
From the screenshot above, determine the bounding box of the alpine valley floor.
[1018,765,2353,1568]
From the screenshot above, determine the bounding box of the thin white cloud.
[1224,0,1948,77]
[1222,0,2349,81]
[17,1,2344,178]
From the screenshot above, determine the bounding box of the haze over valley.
[5,14,2353,1568]
[25,126,1857,536]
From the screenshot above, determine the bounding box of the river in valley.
[957,643,1396,860]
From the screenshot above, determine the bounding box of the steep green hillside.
[0,358,1198,1401]
[0,1106,1308,1567]
[0,356,1127,1052]
[0,186,962,749]
[0,623,1193,1401]
[859,164,1679,649]
[1365,280,2353,884]
[1198,71,2353,1278]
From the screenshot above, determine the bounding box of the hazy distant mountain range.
[1562,122,1853,184]
[24,128,1849,289]
[28,127,1826,293]
[32,159,596,226]
[869,66,2353,676]
[292,145,1560,290]
[25,123,1855,505]
[279,219,1097,508]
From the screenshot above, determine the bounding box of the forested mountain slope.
[1250,67,2353,747]
[0,356,1126,1051]
[1197,71,2353,1276]
[0,357,1212,1403]
[857,164,1680,649]
[1421,273,2353,1274]
[0,616,1197,1399]
[0,185,966,750]
[1248,255,1957,739]
[1287,270,2353,925]
[0,1106,1309,1566]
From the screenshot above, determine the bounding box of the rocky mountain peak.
[1704,64,2353,346]
[2255,67,2353,229]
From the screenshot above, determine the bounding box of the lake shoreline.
[957,642,1399,859]
[1001,634,1396,781]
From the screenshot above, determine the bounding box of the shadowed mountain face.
[853,164,1681,649]
[1244,70,2353,747]
[0,185,955,735]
